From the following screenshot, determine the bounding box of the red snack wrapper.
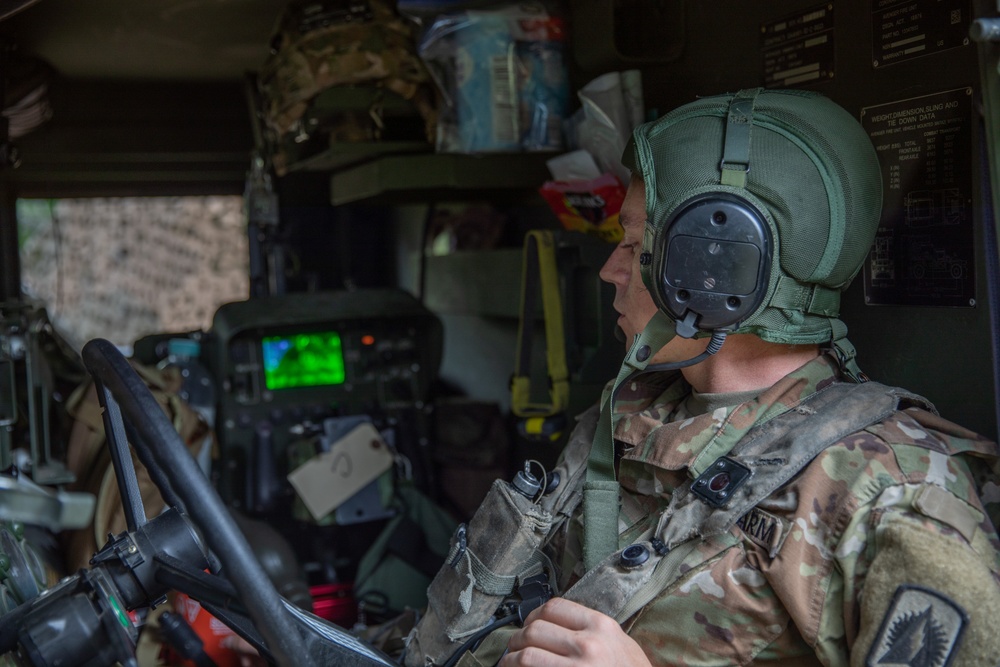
[539,173,625,243]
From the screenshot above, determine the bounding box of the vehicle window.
[17,196,249,350]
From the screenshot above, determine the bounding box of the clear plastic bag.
[416,3,570,153]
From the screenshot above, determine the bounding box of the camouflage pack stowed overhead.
[259,0,438,169]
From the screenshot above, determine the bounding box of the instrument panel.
[209,290,443,512]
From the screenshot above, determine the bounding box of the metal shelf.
[328,152,553,206]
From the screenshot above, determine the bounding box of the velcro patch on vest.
[865,585,968,667]
[735,507,790,558]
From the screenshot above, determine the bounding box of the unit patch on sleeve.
[734,507,790,558]
[865,585,969,667]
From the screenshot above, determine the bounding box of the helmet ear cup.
[650,193,773,338]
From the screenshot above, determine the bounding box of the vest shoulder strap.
[659,380,931,548]
[562,381,933,623]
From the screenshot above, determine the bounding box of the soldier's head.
[601,89,882,369]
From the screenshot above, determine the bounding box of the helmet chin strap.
[619,310,679,377]
[583,311,728,570]
[618,311,729,386]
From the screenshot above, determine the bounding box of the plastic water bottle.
[158,338,216,475]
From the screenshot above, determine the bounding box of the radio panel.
[210,290,443,513]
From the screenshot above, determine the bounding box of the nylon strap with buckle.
[511,231,569,440]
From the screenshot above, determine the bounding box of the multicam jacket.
[545,353,1000,666]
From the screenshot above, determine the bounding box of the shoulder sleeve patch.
[865,585,968,667]
[852,515,1000,667]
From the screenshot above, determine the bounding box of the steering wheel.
[70,338,395,667]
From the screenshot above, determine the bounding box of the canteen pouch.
[403,478,553,666]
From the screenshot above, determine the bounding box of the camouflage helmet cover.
[259,0,436,141]
[628,88,883,345]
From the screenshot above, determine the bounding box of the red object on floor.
[309,583,357,627]
[169,592,243,667]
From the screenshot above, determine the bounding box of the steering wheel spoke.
[81,339,314,666]
[93,378,146,533]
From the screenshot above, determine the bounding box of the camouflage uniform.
[545,352,1000,666]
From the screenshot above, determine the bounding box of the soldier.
[406,89,1000,667]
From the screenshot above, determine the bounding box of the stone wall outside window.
[17,196,249,350]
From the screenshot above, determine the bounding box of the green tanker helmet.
[626,88,882,348]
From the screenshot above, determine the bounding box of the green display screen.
[261,331,346,390]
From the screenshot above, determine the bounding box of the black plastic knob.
[619,544,650,568]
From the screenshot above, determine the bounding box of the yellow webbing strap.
[511,231,569,421]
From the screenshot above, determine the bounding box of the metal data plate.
[762,3,836,88]
[871,0,971,69]
[861,88,975,307]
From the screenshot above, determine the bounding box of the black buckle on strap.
[691,456,752,508]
